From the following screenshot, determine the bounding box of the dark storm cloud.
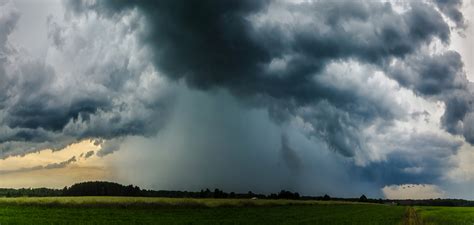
[44,156,77,169]
[62,0,462,157]
[280,134,301,172]
[113,89,379,197]
[433,0,466,28]
[358,133,462,185]
[0,0,472,194]
[441,90,473,134]
[67,0,271,91]
[84,150,95,159]
[0,1,19,50]
[4,61,110,132]
[0,1,20,106]
[296,100,367,157]
[386,50,474,145]
[66,0,451,93]
[3,0,468,160]
[96,138,122,157]
[387,51,467,96]
[0,1,176,158]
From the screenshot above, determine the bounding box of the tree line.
[0,181,302,199]
[1,181,474,206]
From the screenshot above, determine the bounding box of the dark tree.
[359,194,368,202]
[323,194,331,201]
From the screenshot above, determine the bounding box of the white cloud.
[382,184,445,199]
[0,2,177,158]
[446,143,474,182]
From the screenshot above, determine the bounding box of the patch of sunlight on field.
[416,206,474,225]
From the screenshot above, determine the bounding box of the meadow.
[1,197,474,225]
[416,206,474,225]
[0,197,406,225]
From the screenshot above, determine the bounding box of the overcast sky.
[1,0,474,200]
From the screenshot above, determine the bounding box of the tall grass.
[0,196,364,208]
[416,206,474,225]
[0,197,407,225]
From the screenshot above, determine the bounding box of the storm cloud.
[0,1,175,158]
[0,0,473,197]
[61,0,473,153]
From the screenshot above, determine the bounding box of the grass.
[1,197,471,225]
[415,206,474,225]
[0,197,407,225]
[0,196,364,208]
[403,207,423,225]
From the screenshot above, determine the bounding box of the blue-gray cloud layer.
[64,0,471,150]
[0,0,472,196]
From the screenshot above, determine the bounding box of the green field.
[416,206,474,225]
[0,197,407,225]
[2,197,474,225]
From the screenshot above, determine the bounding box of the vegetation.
[416,206,474,225]
[0,187,63,197]
[0,197,407,225]
[1,181,474,224]
[0,196,340,208]
[0,194,472,224]
[395,199,474,207]
[0,181,301,200]
[6,181,473,206]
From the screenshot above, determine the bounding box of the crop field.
[4,197,473,225]
[416,206,474,225]
[0,197,407,225]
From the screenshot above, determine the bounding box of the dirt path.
[403,207,423,225]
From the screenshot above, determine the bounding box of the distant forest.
[1,181,473,206]
[0,181,302,199]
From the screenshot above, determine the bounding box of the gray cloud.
[97,138,122,157]
[0,1,19,51]
[44,156,76,169]
[387,50,474,145]
[280,134,301,172]
[0,2,176,158]
[0,0,472,197]
[441,90,474,134]
[0,0,460,160]
[0,156,76,175]
[84,150,95,159]
[385,49,474,143]
[358,133,462,185]
[387,51,467,96]
[112,89,379,196]
[65,0,450,93]
[433,0,466,28]
[60,0,470,157]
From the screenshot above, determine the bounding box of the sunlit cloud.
[0,140,115,188]
[382,184,445,200]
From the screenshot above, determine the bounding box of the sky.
[0,0,474,200]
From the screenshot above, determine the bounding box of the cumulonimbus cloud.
[0,0,472,195]
[62,0,472,154]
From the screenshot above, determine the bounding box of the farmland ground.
[0,197,406,225]
[403,207,422,225]
[416,206,474,225]
[1,197,474,225]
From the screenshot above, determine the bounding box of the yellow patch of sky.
[0,140,116,188]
